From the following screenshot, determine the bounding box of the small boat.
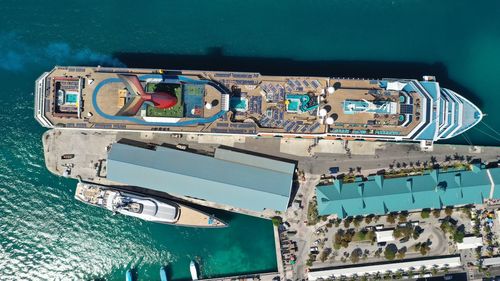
[190,260,198,281]
[126,269,133,281]
[160,266,168,281]
[75,182,227,227]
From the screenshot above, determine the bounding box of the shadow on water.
[113,47,482,108]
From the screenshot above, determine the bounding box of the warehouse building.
[106,143,295,212]
[308,255,461,280]
[316,165,499,218]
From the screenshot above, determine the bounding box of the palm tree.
[419,266,426,277]
[407,269,414,279]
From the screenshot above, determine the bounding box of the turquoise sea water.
[1,0,500,280]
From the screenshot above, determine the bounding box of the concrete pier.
[199,271,279,281]
[41,128,500,280]
[43,129,500,183]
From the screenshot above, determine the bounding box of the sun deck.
[35,66,482,142]
[75,182,226,227]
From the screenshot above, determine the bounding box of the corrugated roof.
[483,256,500,266]
[308,255,461,279]
[317,165,498,218]
[214,148,295,174]
[107,143,294,211]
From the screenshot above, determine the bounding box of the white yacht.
[75,182,227,228]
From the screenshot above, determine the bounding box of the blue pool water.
[64,93,78,104]
[287,100,300,112]
[230,97,247,111]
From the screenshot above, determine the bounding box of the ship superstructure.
[35,66,482,143]
[75,182,227,227]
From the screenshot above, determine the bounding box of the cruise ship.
[34,66,483,143]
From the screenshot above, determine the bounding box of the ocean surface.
[0,0,499,280]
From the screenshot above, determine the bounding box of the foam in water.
[0,32,125,71]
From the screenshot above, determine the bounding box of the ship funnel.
[116,74,178,116]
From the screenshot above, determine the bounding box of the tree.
[365,216,373,224]
[386,213,396,224]
[419,266,426,277]
[431,267,438,275]
[350,248,362,263]
[420,242,430,255]
[319,248,331,262]
[354,216,363,228]
[393,227,404,239]
[445,207,453,216]
[354,231,367,241]
[271,216,282,226]
[366,230,376,242]
[334,221,340,227]
[432,209,441,218]
[453,230,465,243]
[396,249,406,259]
[412,228,421,240]
[344,217,353,228]
[384,246,396,260]
[461,206,472,219]
[334,230,343,250]
[421,209,430,219]
[398,213,408,223]
[374,215,380,223]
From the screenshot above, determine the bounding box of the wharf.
[43,129,500,186]
[42,129,500,280]
[198,272,279,281]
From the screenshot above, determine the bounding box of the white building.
[456,236,483,250]
[307,255,461,280]
[375,229,395,243]
[483,256,500,267]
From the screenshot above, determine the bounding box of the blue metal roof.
[317,165,498,218]
[107,143,294,211]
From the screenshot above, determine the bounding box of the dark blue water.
[1,0,499,280]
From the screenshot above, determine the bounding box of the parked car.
[329,167,340,174]
[399,237,410,243]
[377,242,387,247]
[176,144,188,150]
[375,224,384,230]
[61,154,75,160]
[398,222,409,228]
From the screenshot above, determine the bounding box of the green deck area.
[145,83,184,117]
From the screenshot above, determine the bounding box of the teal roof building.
[107,143,295,212]
[316,165,499,218]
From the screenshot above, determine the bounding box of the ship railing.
[34,72,53,128]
